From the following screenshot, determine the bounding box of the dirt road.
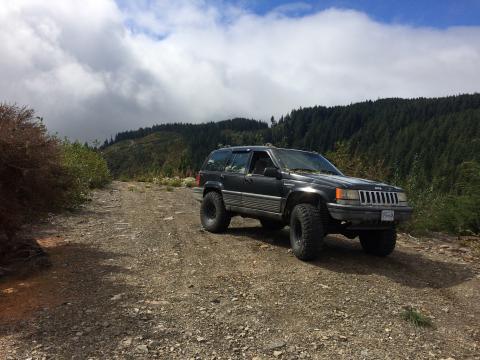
[1,181,479,359]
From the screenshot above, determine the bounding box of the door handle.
[244,177,253,183]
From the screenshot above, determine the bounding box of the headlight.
[397,192,407,202]
[336,188,359,200]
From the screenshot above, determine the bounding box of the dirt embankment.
[1,181,479,359]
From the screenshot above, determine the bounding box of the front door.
[222,151,251,208]
[242,151,283,213]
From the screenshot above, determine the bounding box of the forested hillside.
[103,94,479,187]
[102,94,479,234]
[268,95,480,192]
[102,118,268,178]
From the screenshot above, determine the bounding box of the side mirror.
[264,167,282,179]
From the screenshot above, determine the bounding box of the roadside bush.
[325,141,389,181]
[152,176,183,187]
[0,104,111,257]
[402,160,480,235]
[182,177,196,187]
[62,141,111,206]
[0,105,69,252]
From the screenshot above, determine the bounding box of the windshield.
[272,149,342,176]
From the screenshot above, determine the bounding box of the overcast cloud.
[1,0,480,141]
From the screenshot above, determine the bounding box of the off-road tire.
[259,219,285,231]
[200,191,231,233]
[289,204,324,261]
[359,228,396,256]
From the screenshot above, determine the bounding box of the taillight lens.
[195,174,201,186]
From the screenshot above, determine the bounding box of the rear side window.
[204,150,231,172]
[225,152,250,174]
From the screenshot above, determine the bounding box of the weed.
[402,307,433,327]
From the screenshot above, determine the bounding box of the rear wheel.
[259,218,285,231]
[289,204,324,261]
[200,191,231,233]
[359,228,396,256]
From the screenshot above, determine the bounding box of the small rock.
[136,344,148,353]
[196,336,206,342]
[110,294,123,301]
[265,339,286,350]
[163,216,174,221]
[273,350,284,357]
[121,337,133,347]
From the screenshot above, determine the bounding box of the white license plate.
[381,210,394,222]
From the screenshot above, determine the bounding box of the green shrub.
[1,105,68,246]
[326,141,389,182]
[62,142,111,206]
[183,177,196,188]
[0,104,112,254]
[152,176,183,187]
[401,160,480,235]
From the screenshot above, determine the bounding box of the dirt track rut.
[1,181,479,359]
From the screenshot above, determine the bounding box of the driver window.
[249,151,275,175]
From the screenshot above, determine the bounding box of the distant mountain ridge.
[102,94,480,191]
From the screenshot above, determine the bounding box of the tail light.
[195,173,201,186]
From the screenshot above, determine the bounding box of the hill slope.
[102,118,268,178]
[103,94,480,189]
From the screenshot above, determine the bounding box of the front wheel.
[289,204,324,261]
[200,191,231,233]
[359,228,396,256]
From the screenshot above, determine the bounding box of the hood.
[290,173,401,191]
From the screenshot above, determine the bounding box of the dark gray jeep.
[193,146,412,261]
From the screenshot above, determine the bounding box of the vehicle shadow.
[0,242,166,358]
[226,225,476,289]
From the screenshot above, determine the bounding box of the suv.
[193,146,412,261]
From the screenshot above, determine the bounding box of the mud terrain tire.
[359,228,396,256]
[200,191,231,233]
[289,204,324,261]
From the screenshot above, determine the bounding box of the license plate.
[381,210,394,222]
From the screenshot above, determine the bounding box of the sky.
[1,0,480,142]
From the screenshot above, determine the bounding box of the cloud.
[1,0,480,141]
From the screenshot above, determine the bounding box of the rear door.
[202,149,231,186]
[221,150,251,208]
[242,150,283,213]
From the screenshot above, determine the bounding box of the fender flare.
[203,181,224,196]
[282,187,330,214]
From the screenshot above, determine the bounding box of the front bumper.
[192,187,203,202]
[327,203,413,223]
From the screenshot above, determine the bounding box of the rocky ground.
[1,181,479,359]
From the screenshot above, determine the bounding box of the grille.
[359,190,399,206]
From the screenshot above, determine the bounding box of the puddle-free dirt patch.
[0,236,67,323]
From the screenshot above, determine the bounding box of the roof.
[215,145,320,154]
[216,145,274,152]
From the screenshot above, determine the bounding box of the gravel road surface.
[1,181,479,359]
